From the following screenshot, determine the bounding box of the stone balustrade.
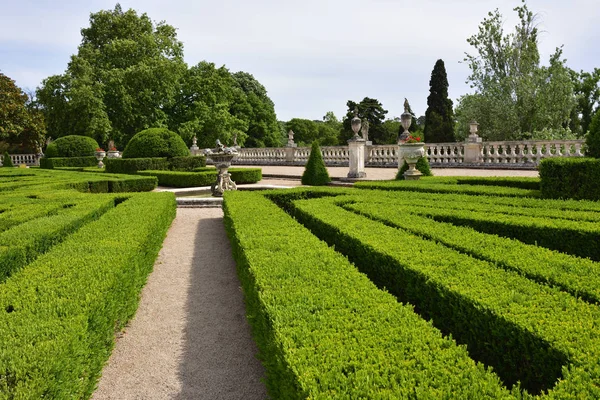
[228,139,586,169]
[0,153,41,167]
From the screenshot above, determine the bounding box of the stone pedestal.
[347,138,367,179]
[285,145,296,163]
[364,141,372,165]
[464,135,483,163]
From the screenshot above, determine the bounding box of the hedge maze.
[0,169,176,398]
[224,181,600,398]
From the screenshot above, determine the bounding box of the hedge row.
[286,195,600,397]
[400,203,600,261]
[0,195,116,283]
[354,179,540,198]
[222,191,512,398]
[0,196,85,233]
[40,156,98,169]
[0,192,176,398]
[138,168,262,187]
[341,197,600,304]
[455,177,540,190]
[539,157,600,200]
[104,156,206,174]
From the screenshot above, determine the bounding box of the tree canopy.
[0,72,45,152]
[424,60,454,143]
[341,97,390,144]
[455,1,576,141]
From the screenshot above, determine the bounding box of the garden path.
[92,208,267,400]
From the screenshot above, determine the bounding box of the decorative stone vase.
[399,143,425,180]
[95,151,106,168]
[107,150,120,159]
[204,149,238,197]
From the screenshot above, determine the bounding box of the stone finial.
[233,133,238,146]
[403,98,409,113]
[361,120,369,141]
[351,108,362,139]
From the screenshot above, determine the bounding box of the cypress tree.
[424,59,455,143]
[301,141,331,186]
[2,152,14,168]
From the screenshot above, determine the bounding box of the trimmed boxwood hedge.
[169,156,206,171]
[539,157,600,200]
[122,128,189,159]
[0,192,176,398]
[223,191,512,398]
[104,158,169,174]
[137,168,262,187]
[44,135,99,158]
[40,156,98,169]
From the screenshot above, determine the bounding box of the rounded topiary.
[43,135,99,158]
[302,142,331,186]
[2,152,14,167]
[585,109,600,158]
[122,128,189,159]
[396,157,433,180]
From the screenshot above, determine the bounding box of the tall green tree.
[230,72,281,148]
[37,4,187,147]
[456,1,576,140]
[340,97,389,144]
[571,68,600,136]
[424,60,454,143]
[0,72,46,152]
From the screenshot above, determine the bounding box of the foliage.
[570,68,600,136]
[456,2,576,141]
[122,127,189,159]
[341,97,389,144]
[40,156,98,169]
[424,60,454,142]
[585,109,600,158]
[396,157,432,179]
[223,191,511,398]
[168,155,206,171]
[301,142,331,186]
[138,167,261,187]
[2,152,14,168]
[284,117,339,146]
[44,135,99,158]
[539,157,600,200]
[105,157,169,174]
[0,72,46,151]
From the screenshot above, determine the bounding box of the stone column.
[286,130,297,163]
[464,121,482,164]
[347,138,367,178]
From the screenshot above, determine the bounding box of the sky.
[1,0,599,122]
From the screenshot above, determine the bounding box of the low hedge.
[343,198,600,304]
[169,156,206,171]
[0,192,176,398]
[287,194,600,397]
[223,191,511,398]
[40,156,98,169]
[0,196,116,283]
[104,158,169,174]
[137,168,262,187]
[456,177,540,190]
[539,158,600,200]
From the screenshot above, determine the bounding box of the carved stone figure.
[361,120,369,141]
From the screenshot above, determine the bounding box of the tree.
[456,1,576,140]
[571,68,600,136]
[585,109,600,158]
[424,60,454,143]
[230,72,281,148]
[37,4,187,147]
[340,97,389,144]
[284,118,319,146]
[0,72,46,152]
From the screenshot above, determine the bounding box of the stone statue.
[216,139,225,151]
[404,98,410,113]
[288,130,294,144]
[361,120,369,141]
[232,133,238,146]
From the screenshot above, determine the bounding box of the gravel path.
[92,208,267,400]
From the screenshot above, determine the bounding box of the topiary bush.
[44,136,99,158]
[585,109,600,158]
[122,128,189,159]
[301,142,331,186]
[396,157,433,180]
[2,152,14,167]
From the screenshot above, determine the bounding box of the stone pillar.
[190,136,200,156]
[364,141,372,166]
[347,138,367,179]
[285,146,296,163]
[464,121,482,163]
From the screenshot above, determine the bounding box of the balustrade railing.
[0,153,41,167]
[230,139,586,169]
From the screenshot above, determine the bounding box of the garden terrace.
[223,179,600,398]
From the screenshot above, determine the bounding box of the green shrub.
[104,157,169,174]
[137,168,261,187]
[301,142,330,186]
[396,156,432,179]
[539,157,600,200]
[456,177,540,190]
[169,156,206,171]
[40,156,98,169]
[122,128,189,159]
[43,135,99,157]
[2,152,14,167]
[230,168,262,184]
[585,109,600,157]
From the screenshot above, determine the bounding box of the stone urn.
[399,143,425,180]
[94,150,106,168]
[106,150,120,159]
[203,140,238,197]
